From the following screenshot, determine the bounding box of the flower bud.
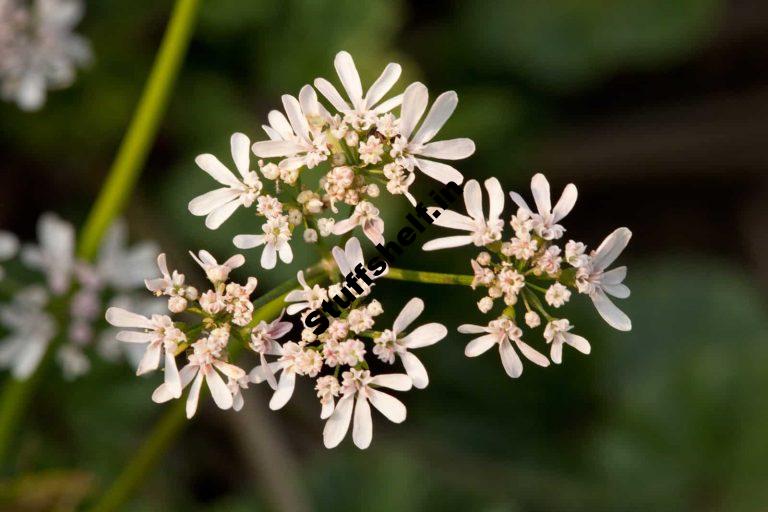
[525,311,541,328]
[303,228,318,243]
[168,295,188,313]
[477,296,493,313]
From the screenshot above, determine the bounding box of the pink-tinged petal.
[213,360,245,380]
[269,371,296,410]
[321,400,335,420]
[230,132,251,179]
[368,389,407,423]
[601,266,627,285]
[400,323,447,349]
[550,341,563,365]
[332,218,357,235]
[530,173,552,215]
[603,283,630,299]
[313,77,351,112]
[400,82,429,139]
[223,254,245,269]
[508,191,531,212]
[413,158,464,185]
[267,110,295,140]
[370,373,412,391]
[278,243,293,264]
[205,200,241,230]
[422,235,474,251]
[417,138,475,160]
[136,343,162,375]
[431,209,476,231]
[362,222,384,246]
[412,91,457,145]
[592,289,632,331]
[260,353,278,390]
[282,94,311,143]
[352,395,373,449]
[323,394,354,448]
[260,244,277,270]
[514,339,550,367]
[195,154,241,188]
[205,367,234,410]
[286,302,309,315]
[364,62,401,109]
[188,188,240,216]
[105,307,152,329]
[197,250,217,266]
[499,339,523,378]
[248,361,283,384]
[186,370,204,418]
[116,331,154,343]
[463,179,483,221]
[284,288,306,303]
[592,228,632,273]
[393,297,424,334]
[484,177,505,221]
[464,334,497,357]
[251,140,303,158]
[277,156,307,171]
[332,246,351,275]
[373,93,403,113]
[552,183,577,223]
[334,51,363,108]
[399,351,429,389]
[457,324,488,334]
[565,333,591,355]
[163,351,182,398]
[152,364,195,403]
[233,234,265,250]
[345,237,364,269]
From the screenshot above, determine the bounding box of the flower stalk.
[382,267,474,286]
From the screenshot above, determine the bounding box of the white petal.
[323,394,354,448]
[417,138,475,160]
[205,200,241,230]
[321,400,335,420]
[313,78,350,112]
[230,132,251,179]
[206,367,233,410]
[430,209,475,231]
[514,339,550,367]
[233,234,265,249]
[352,395,373,449]
[267,110,295,140]
[278,243,293,264]
[368,388,407,423]
[286,303,308,315]
[603,283,630,299]
[413,158,464,185]
[530,173,552,215]
[399,351,429,389]
[364,62,401,109]
[251,140,303,158]
[484,177,505,221]
[269,371,296,410]
[464,334,497,357]
[116,331,154,343]
[105,307,152,329]
[463,179,483,221]
[282,95,311,143]
[422,236,475,251]
[136,343,162,375]
[499,339,523,378]
[400,323,447,349]
[370,373,412,391]
[195,154,241,188]
[373,93,403,113]
[508,191,531,212]
[550,341,563,365]
[399,82,429,139]
[601,266,627,285]
[345,237,364,269]
[163,351,182,398]
[12,340,47,379]
[591,289,632,331]
[592,228,632,273]
[248,361,283,383]
[332,246,350,276]
[552,183,577,223]
[393,297,424,334]
[0,232,19,259]
[565,333,591,355]
[334,51,363,108]
[457,323,488,334]
[332,218,356,236]
[261,244,277,269]
[412,91,457,145]
[186,370,204,418]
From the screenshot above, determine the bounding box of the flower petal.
[484,177,505,221]
[313,78,351,112]
[399,82,429,139]
[552,183,577,223]
[399,351,429,389]
[205,200,241,230]
[499,339,523,378]
[591,289,632,331]
[364,62,401,109]
[205,367,233,410]
[400,323,447,349]
[530,173,551,215]
[417,138,475,160]
[565,333,591,355]
[323,394,354,448]
[352,395,373,449]
[282,94,311,143]
[412,91,457,145]
[105,307,152,329]
[370,373,412,391]
[368,388,407,423]
[195,154,241,188]
[393,297,423,334]
[413,158,464,185]
[464,334,497,357]
[230,132,251,179]
[251,140,303,158]
[592,228,632,273]
[233,234,265,250]
[334,51,363,108]
[269,371,296,410]
[186,370,204,418]
[514,339,550,367]
[422,235,475,251]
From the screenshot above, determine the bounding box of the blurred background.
[2,0,768,510]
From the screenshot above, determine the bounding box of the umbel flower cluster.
[424,173,631,377]
[0,0,91,111]
[106,239,446,449]
[189,51,475,268]
[0,213,157,379]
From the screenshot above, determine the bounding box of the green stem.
[0,0,200,474]
[85,268,325,512]
[382,267,474,286]
[77,0,200,261]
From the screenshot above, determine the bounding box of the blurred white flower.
[0,286,56,378]
[0,230,19,280]
[21,212,75,295]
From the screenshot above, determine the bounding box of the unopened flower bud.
[344,131,359,147]
[477,251,491,265]
[525,311,541,328]
[260,162,280,180]
[303,228,318,243]
[366,183,380,197]
[288,208,303,225]
[477,296,493,313]
[168,295,188,313]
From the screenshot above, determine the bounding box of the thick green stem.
[77,0,201,261]
[85,269,326,512]
[382,267,474,286]
[0,0,200,473]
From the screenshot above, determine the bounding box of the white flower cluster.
[425,173,632,377]
[0,0,91,111]
[0,213,157,379]
[189,50,475,268]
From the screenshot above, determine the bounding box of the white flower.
[331,236,386,293]
[504,233,538,260]
[389,82,475,184]
[21,212,74,294]
[317,218,335,237]
[338,338,366,365]
[458,316,549,378]
[423,178,505,250]
[315,375,340,419]
[152,337,246,418]
[227,374,250,412]
[252,88,330,171]
[249,341,304,411]
[373,298,447,388]
[576,227,632,331]
[477,296,493,313]
[0,286,56,378]
[323,369,412,449]
[284,270,328,315]
[543,319,590,364]
[0,231,19,280]
[358,135,384,165]
[544,283,571,308]
[189,133,264,230]
[104,307,185,398]
[565,240,588,268]
[233,215,293,270]
[0,0,91,111]
[57,344,89,380]
[249,311,293,390]
[509,173,577,240]
[383,163,416,204]
[534,246,562,277]
[145,253,184,296]
[189,250,245,284]
[314,51,403,130]
[94,220,158,291]
[332,200,385,245]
